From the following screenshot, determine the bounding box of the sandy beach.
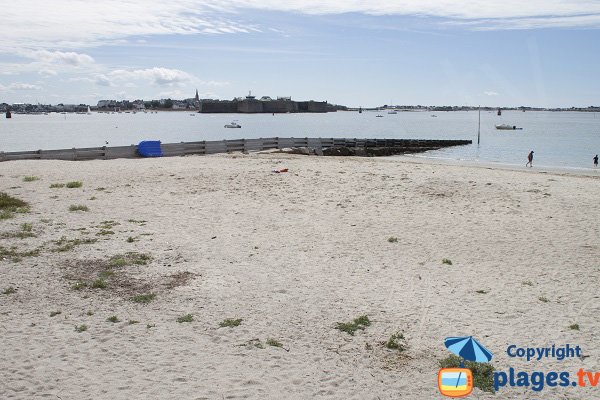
[1,153,599,399]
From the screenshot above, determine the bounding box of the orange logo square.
[438,368,473,397]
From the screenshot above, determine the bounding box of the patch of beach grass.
[96,229,115,236]
[385,332,406,351]
[442,258,453,265]
[52,237,97,252]
[475,289,489,294]
[66,181,82,188]
[440,354,495,393]
[86,310,94,316]
[126,236,135,243]
[522,280,534,286]
[177,314,193,323]
[0,246,40,262]
[50,311,62,317]
[128,320,140,325]
[266,338,283,348]
[538,296,550,303]
[91,278,108,289]
[219,318,242,328]
[0,192,30,220]
[387,236,398,243]
[50,183,65,188]
[107,315,120,323]
[69,204,89,212]
[131,293,156,304]
[75,324,88,333]
[335,315,371,336]
[2,287,17,295]
[109,252,151,267]
[23,176,39,182]
[569,323,580,331]
[95,187,105,191]
[72,281,87,290]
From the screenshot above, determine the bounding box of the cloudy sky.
[1,0,599,107]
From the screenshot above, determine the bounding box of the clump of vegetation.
[440,354,495,393]
[91,278,108,289]
[128,219,147,225]
[107,315,120,323]
[2,286,17,295]
[95,187,106,191]
[69,204,89,212]
[96,230,115,236]
[75,324,88,333]
[0,246,40,262]
[50,183,65,188]
[131,293,156,304]
[385,332,406,351]
[128,320,140,325]
[243,339,264,349]
[266,338,283,348]
[219,318,242,328]
[23,176,39,182]
[569,323,580,331]
[1,223,36,239]
[109,252,152,267]
[86,310,94,316]
[126,236,135,243]
[52,236,97,252]
[72,281,87,290]
[0,192,30,220]
[475,289,489,294]
[66,181,83,188]
[522,281,534,286]
[98,220,120,229]
[177,314,194,323]
[387,236,398,243]
[335,315,371,336]
[50,311,62,317]
[442,258,453,265]
[538,296,550,303]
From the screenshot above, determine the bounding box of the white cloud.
[107,67,194,87]
[1,0,599,54]
[6,83,42,90]
[38,69,58,76]
[484,91,499,96]
[25,50,95,66]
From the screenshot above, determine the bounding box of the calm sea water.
[2,110,600,170]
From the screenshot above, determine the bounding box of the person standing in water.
[594,154,598,167]
[526,151,534,167]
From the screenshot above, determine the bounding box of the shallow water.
[1,110,599,169]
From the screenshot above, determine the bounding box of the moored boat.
[224,121,241,128]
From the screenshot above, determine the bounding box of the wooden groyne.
[0,137,472,162]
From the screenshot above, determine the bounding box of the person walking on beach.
[526,150,534,167]
[594,154,598,167]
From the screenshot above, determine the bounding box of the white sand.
[1,154,599,399]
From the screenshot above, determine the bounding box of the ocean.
[2,110,600,170]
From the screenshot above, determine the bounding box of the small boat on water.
[387,110,397,114]
[224,121,241,128]
[495,124,522,130]
[430,114,438,117]
[5,110,11,118]
[376,114,383,118]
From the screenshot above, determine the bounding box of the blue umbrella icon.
[445,336,493,363]
[444,336,493,388]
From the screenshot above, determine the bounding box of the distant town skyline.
[1,1,600,108]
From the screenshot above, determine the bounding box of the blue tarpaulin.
[137,141,162,157]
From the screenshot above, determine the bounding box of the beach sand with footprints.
[1,153,599,399]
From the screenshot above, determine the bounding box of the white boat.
[376,114,383,118]
[387,110,397,114]
[495,124,522,130]
[224,121,241,128]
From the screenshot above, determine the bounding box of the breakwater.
[0,137,472,162]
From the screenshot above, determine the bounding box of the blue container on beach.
[137,140,162,157]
